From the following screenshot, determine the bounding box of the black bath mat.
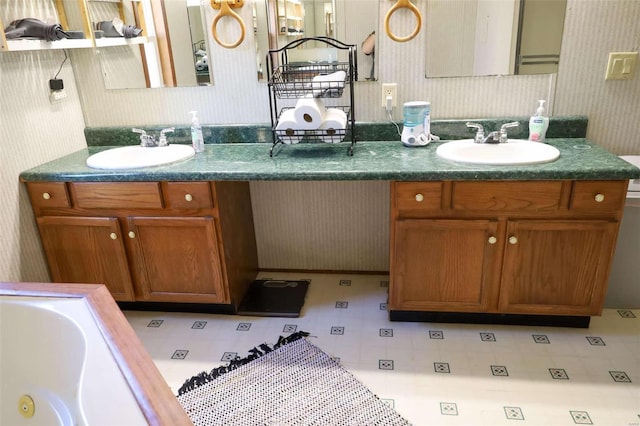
[236,279,310,317]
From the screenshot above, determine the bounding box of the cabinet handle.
[109,233,117,240]
[128,231,136,239]
[508,236,518,245]
[488,236,497,244]
[185,194,193,202]
[415,193,424,202]
[42,192,51,200]
[594,193,605,203]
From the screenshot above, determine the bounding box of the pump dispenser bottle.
[528,100,549,142]
[189,111,205,152]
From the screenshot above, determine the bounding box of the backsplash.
[83,117,588,147]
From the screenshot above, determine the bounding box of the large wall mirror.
[88,0,377,90]
[90,0,212,89]
[257,0,379,82]
[425,0,566,78]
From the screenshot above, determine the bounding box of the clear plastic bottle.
[189,111,205,153]
[528,100,549,143]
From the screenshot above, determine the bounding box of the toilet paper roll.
[293,96,326,130]
[318,108,347,143]
[275,109,303,144]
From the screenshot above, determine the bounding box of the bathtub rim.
[0,282,192,426]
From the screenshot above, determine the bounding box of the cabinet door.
[127,217,227,303]
[499,220,619,315]
[36,216,135,301]
[390,219,501,312]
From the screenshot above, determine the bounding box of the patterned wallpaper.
[1,0,639,280]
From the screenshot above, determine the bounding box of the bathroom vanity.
[390,179,627,326]
[25,180,257,310]
[20,128,640,324]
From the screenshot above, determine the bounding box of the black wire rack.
[267,37,358,156]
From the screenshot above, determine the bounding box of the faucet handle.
[132,128,156,147]
[466,122,484,143]
[499,122,520,143]
[158,127,175,147]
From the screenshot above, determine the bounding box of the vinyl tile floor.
[124,273,640,426]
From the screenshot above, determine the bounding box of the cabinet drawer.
[72,182,163,209]
[26,182,70,209]
[164,182,213,209]
[570,180,627,212]
[394,182,443,212]
[452,181,562,212]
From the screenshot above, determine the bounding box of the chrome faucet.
[466,122,485,143]
[499,122,520,143]
[132,128,156,147]
[132,127,175,147]
[466,121,520,144]
[158,127,175,147]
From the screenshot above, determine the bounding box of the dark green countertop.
[20,139,640,182]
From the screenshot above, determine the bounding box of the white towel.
[310,70,346,96]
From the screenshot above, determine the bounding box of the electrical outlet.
[49,89,67,103]
[381,83,397,108]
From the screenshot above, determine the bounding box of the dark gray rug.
[177,332,411,425]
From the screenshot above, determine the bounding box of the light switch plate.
[605,52,638,80]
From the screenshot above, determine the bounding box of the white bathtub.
[0,295,148,425]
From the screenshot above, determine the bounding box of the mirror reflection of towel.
[5,18,69,41]
[95,18,142,38]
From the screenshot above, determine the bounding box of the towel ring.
[384,0,422,42]
[211,0,246,49]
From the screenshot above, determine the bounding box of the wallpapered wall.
[1,0,639,281]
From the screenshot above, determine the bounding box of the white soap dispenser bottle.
[189,111,205,153]
[528,100,549,143]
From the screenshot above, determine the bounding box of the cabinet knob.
[415,193,424,202]
[42,192,51,200]
[185,194,193,202]
[128,231,136,239]
[488,236,497,244]
[109,233,117,240]
[594,193,605,203]
[508,236,518,245]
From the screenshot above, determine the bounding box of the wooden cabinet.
[36,215,135,301]
[26,181,258,309]
[499,219,618,315]
[126,216,225,303]
[390,180,628,320]
[392,219,500,312]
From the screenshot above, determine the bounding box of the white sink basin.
[436,139,560,165]
[86,145,195,170]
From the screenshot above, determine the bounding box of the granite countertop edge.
[19,139,640,183]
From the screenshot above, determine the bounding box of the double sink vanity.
[20,117,640,327]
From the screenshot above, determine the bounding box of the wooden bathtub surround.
[389,180,628,318]
[25,181,258,309]
[0,282,192,425]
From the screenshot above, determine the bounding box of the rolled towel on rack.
[293,96,327,130]
[318,108,348,143]
[310,70,346,97]
[275,109,303,144]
